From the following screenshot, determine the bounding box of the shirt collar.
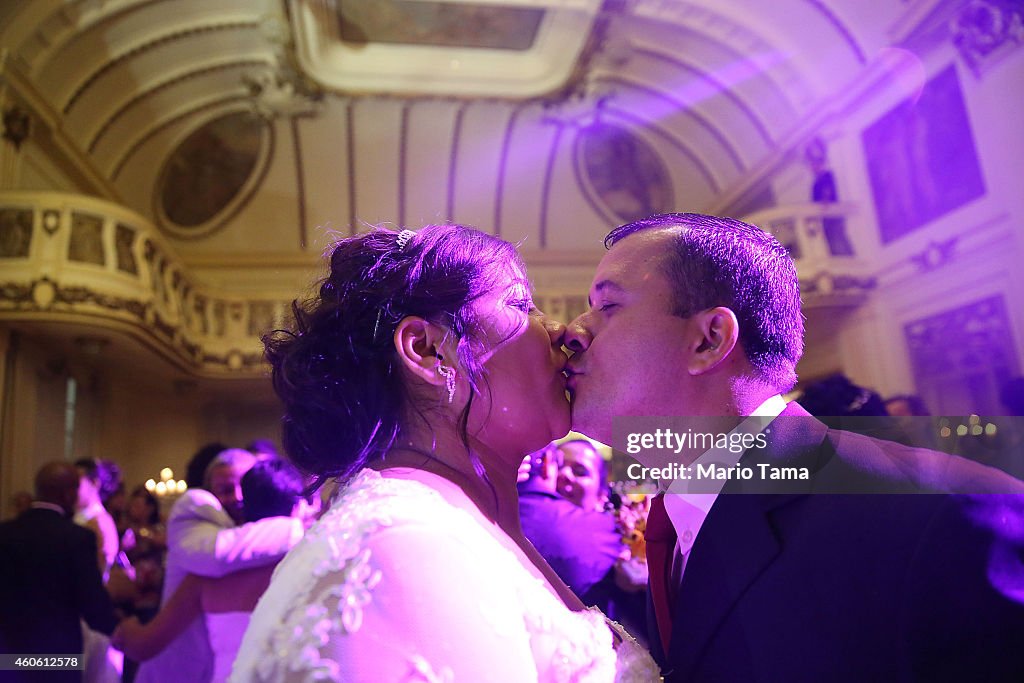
[749,394,788,419]
[30,501,67,515]
[666,394,787,495]
[663,395,787,549]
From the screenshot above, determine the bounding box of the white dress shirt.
[663,395,787,574]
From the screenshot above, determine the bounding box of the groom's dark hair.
[605,213,804,392]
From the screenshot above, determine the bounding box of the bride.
[231,225,657,681]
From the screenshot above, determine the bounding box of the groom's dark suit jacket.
[652,402,1024,683]
[0,506,119,672]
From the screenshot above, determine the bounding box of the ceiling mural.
[156,111,272,238]
[575,121,673,224]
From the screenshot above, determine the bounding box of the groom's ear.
[688,306,739,375]
[393,317,449,388]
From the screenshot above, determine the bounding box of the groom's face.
[564,229,701,445]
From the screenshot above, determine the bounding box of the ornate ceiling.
[0,0,933,257]
[0,0,995,384]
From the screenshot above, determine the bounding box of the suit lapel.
[666,493,780,678]
[666,402,828,679]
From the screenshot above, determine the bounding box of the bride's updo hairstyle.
[264,224,524,490]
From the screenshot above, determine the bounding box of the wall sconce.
[145,467,188,497]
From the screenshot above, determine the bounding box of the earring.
[435,359,456,404]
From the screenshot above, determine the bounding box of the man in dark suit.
[564,213,1024,682]
[0,461,120,681]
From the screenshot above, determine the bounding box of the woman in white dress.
[232,225,657,682]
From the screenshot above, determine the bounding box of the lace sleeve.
[251,522,541,682]
[233,471,644,683]
[601,614,662,683]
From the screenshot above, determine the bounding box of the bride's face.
[465,267,570,459]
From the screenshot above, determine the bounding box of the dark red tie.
[645,493,677,656]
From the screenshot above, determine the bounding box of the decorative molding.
[41,210,60,236]
[0,274,269,375]
[546,0,629,103]
[110,94,251,180]
[0,208,33,258]
[447,102,469,221]
[951,0,1024,77]
[629,0,812,110]
[801,273,877,297]
[14,0,168,75]
[910,237,959,272]
[0,281,33,304]
[0,57,121,200]
[242,65,325,121]
[0,191,296,378]
[904,293,1019,415]
[630,46,777,150]
[741,202,873,307]
[594,74,746,172]
[62,22,262,114]
[799,0,867,65]
[571,117,675,225]
[538,122,566,248]
[288,0,604,100]
[892,0,1023,77]
[345,99,357,235]
[87,59,273,153]
[398,102,410,228]
[68,212,105,265]
[494,103,531,237]
[290,117,308,250]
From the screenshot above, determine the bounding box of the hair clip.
[396,229,416,252]
[372,309,384,343]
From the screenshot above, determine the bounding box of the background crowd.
[2,370,1022,682]
[0,441,314,683]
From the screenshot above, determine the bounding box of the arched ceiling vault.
[1,0,921,261]
[4,0,986,386]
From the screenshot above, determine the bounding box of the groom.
[564,213,1024,682]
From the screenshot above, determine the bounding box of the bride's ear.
[393,316,450,387]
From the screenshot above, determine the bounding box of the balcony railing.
[0,191,295,376]
[0,193,874,378]
[742,202,875,305]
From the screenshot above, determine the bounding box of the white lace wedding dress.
[231,469,658,682]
